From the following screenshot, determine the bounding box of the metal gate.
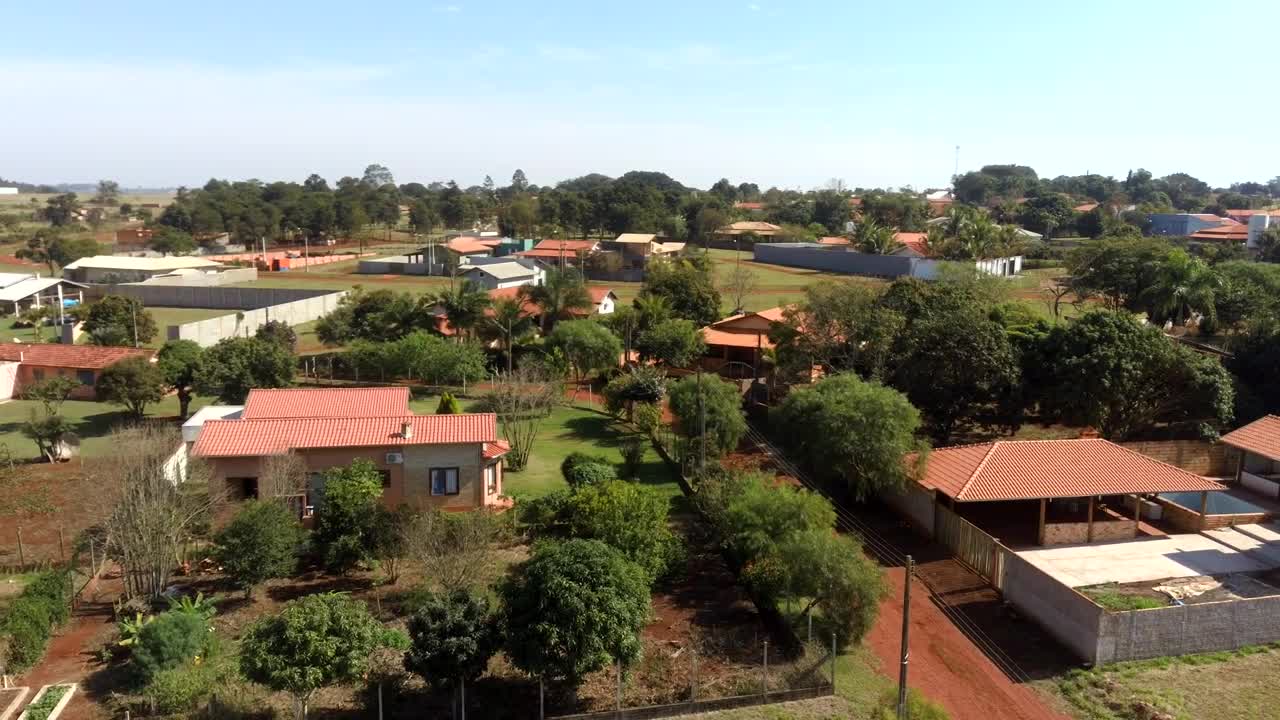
[934,504,1007,590]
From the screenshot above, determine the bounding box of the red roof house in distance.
[1189,223,1250,243]
[191,387,510,513]
[912,439,1225,547]
[890,232,931,257]
[1220,415,1280,491]
[0,343,155,400]
[515,239,600,265]
[700,307,786,374]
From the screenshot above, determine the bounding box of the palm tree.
[633,293,672,331]
[1146,250,1219,328]
[486,297,535,372]
[433,281,491,340]
[855,221,901,255]
[519,268,592,332]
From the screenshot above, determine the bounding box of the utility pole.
[897,555,914,719]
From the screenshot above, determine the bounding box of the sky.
[1,0,1277,191]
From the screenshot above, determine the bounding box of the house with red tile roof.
[699,307,786,376]
[0,343,156,400]
[514,239,601,266]
[190,387,510,513]
[1221,416,1280,494]
[911,438,1226,546]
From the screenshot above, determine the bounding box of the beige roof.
[615,233,657,244]
[462,262,538,280]
[717,221,781,235]
[62,255,223,272]
[0,277,86,303]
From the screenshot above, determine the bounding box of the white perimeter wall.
[168,291,346,347]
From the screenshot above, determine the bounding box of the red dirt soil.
[866,568,1068,720]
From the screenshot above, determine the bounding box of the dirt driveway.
[866,568,1068,720]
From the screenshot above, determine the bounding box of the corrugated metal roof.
[61,255,223,271]
[915,439,1225,502]
[615,233,657,244]
[0,278,86,303]
[242,387,410,419]
[461,262,537,280]
[1221,416,1280,462]
[191,413,498,457]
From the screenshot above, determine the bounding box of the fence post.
[16,527,24,568]
[690,647,697,703]
[762,640,769,697]
[616,660,623,714]
[539,678,545,720]
[460,676,465,720]
[808,611,813,644]
[831,633,837,693]
[89,538,96,576]
[898,555,914,720]
[58,527,66,563]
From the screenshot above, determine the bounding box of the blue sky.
[2,0,1276,190]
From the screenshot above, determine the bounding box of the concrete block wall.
[1098,595,1280,664]
[1001,551,1103,663]
[89,285,336,310]
[167,291,346,347]
[1119,439,1229,476]
[752,244,920,277]
[881,484,935,536]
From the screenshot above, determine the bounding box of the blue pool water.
[1160,491,1270,515]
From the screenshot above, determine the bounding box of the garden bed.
[16,684,73,720]
[0,688,30,720]
[1079,572,1280,610]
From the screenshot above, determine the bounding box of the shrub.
[632,402,662,437]
[564,461,617,488]
[403,589,502,689]
[24,571,71,625]
[564,480,681,583]
[2,599,52,670]
[877,688,950,720]
[619,436,646,478]
[560,451,609,482]
[214,500,305,599]
[515,490,573,534]
[148,658,227,714]
[132,610,212,682]
[435,392,462,414]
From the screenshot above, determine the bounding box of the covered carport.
[1221,415,1280,498]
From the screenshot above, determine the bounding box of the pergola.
[916,439,1228,545]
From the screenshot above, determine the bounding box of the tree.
[519,268,592,332]
[150,226,196,255]
[404,589,502,692]
[194,337,294,403]
[433,281,491,339]
[96,357,166,419]
[104,425,222,600]
[315,289,426,344]
[312,458,384,574]
[23,375,79,415]
[667,374,747,458]
[484,366,562,471]
[779,531,884,645]
[1027,311,1234,439]
[1257,226,1280,264]
[406,508,509,592]
[93,179,121,205]
[635,318,705,368]
[213,500,304,599]
[640,256,722,326]
[132,608,213,681]
[1067,236,1173,312]
[1227,318,1280,418]
[855,220,901,255]
[511,168,530,192]
[500,539,649,685]
[82,296,157,347]
[435,392,462,414]
[772,282,903,381]
[361,163,395,187]
[890,307,1021,443]
[18,305,55,343]
[721,262,759,314]
[1145,249,1219,327]
[564,480,680,583]
[772,374,925,499]
[484,297,536,373]
[42,193,80,227]
[157,340,204,420]
[255,319,297,352]
[545,319,622,385]
[240,593,399,720]
[18,229,100,274]
[21,413,73,463]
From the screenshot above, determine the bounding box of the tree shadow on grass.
[264,573,375,603]
[562,414,621,445]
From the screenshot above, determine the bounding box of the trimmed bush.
[564,461,617,489]
[132,610,212,682]
[0,570,72,671]
[148,658,229,714]
[560,452,610,482]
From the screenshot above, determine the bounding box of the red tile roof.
[1074,202,1100,213]
[532,239,598,252]
[192,413,498,457]
[818,236,851,245]
[1221,416,1280,462]
[1189,225,1249,242]
[483,439,511,460]
[242,387,411,419]
[515,249,585,259]
[446,238,493,254]
[914,439,1225,502]
[734,201,766,211]
[702,327,775,349]
[894,232,930,257]
[588,287,615,304]
[0,343,154,369]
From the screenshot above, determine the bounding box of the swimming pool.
[1160,491,1270,515]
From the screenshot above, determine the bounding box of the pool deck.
[1017,523,1280,587]
[1162,486,1280,516]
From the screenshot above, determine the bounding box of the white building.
[459,258,545,290]
[1248,213,1278,250]
[62,255,225,284]
[0,187,18,195]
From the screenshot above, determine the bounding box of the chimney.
[1079,427,1100,439]
[401,422,413,439]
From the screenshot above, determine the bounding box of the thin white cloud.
[748,3,760,11]
[433,4,461,13]
[536,44,599,63]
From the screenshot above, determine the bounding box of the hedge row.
[1,570,72,671]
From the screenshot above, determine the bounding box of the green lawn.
[407,397,682,503]
[0,395,213,461]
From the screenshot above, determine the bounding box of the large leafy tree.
[635,318,705,368]
[96,357,166,419]
[666,374,746,458]
[500,539,649,685]
[194,336,294,403]
[772,281,903,380]
[213,500,304,599]
[240,593,402,720]
[772,374,924,499]
[544,319,621,384]
[563,480,681,583]
[639,255,722,326]
[312,458,384,574]
[1144,249,1219,327]
[1067,236,1173,312]
[483,297,535,373]
[1027,311,1234,439]
[315,289,426,345]
[433,281,491,339]
[82,296,158,347]
[403,589,502,690]
[157,340,204,420]
[519,268,592,332]
[1227,317,1280,420]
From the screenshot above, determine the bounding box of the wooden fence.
[933,505,1007,590]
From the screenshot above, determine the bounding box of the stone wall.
[1042,520,1136,545]
[1098,594,1280,664]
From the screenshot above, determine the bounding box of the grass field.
[1040,644,1280,720]
[0,395,213,461]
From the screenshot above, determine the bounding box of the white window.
[430,467,459,496]
[485,465,498,495]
